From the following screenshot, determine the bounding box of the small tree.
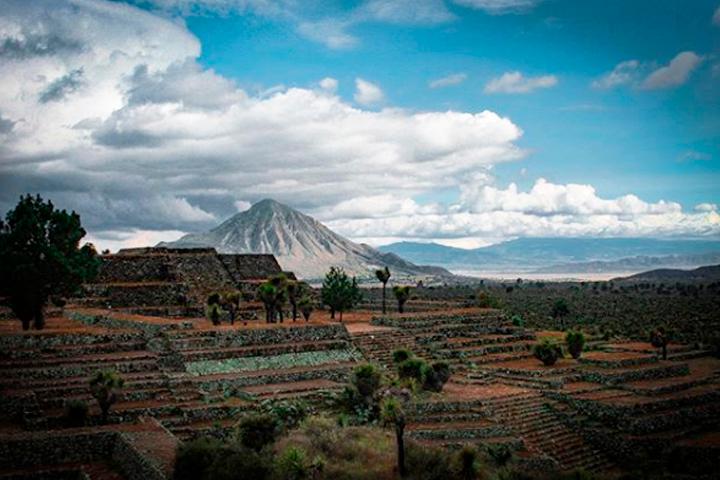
[352,363,383,400]
[552,298,570,330]
[236,413,279,451]
[454,445,481,480]
[533,339,562,366]
[565,330,586,359]
[269,274,289,323]
[392,349,412,364]
[476,291,500,309]
[89,370,124,424]
[392,285,411,314]
[0,195,100,330]
[258,283,278,323]
[320,267,361,322]
[375,266,391,315]
[221,291,241,325]
[206,293,222,326]
[381,396,408,478]
[650,327,670,360]
[298,296,314,322]
[286,280,304,322]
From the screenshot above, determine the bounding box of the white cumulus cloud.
[354,78,385,105]
[429,73,468,89]
[484,71,558,94]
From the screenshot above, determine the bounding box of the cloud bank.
[0,0,717,252]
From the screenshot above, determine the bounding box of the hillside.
[160,199,452,281]
[380,238,720,273]
[614,264,720,283]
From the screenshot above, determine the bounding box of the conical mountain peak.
[164,198,451,280]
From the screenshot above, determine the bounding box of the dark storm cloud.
[0,114,15,134]
[39,68,85,103]
[0,33,84,59]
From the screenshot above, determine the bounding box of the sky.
[0,0,719,251]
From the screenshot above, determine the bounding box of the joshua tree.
[551,298,570,330]
[381,395,408,477]
[258,283,278,323]
[221,291,241,325]
[375,266,391,315]
[533,339,562,366]
[286,280,308,322]
[0,195,100,330]
[269,274,289,323]
[89,370,124,424]
[321,267,361,322]
[392,286,411,314]
[565,330,586,359]
[206,292,222,326]
[651,327,670,360]
[298,296,314,322]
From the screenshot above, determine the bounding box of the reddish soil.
[0,315,130,335]
[241,379,342,395]
[484,357,579,371]
[439,381,530,401]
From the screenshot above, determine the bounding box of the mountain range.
[615,265,720,283]
[379,238,720,274]
[159,199,452,281]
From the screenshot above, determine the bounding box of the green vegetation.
[63,399,88,427]
[392,286,411,314]
[185,349,362,376]
[298,295,314,322]
[381,395,407,477]
[221,291,242,325]
[321,267,362,321]
[375,266,391,315]
[89,370,124,424]
[476,291,501,309]
[0,194,100,330]
[286,280,309,322]
[237,413,280,451]
[565,331,586,359]
[206,292,223,326]
[551,298,570,331]
[533,339,563,366]
[392,349,412,364]
[650,327,670,360]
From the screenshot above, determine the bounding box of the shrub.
[236,413,279,451]
[352,364,382,398]
[511,315,525,327]
[63,399,88,427]
[259,398,309,431]
[423,362,451,393]
[405,441,453,480]
[485,443,513,467]
[397,358,427,383]
[173,437,224,480]
[89,370,123,424]
[207,292,221,306]
[275,446,310,480]
[206,303,222,326]
[453,445,480,480]
[533,339,562,366]
[392,349,412,364]
[565,331,586,359]
[206,446,271,480]
[476,292,500,309]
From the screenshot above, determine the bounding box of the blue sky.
[182,0,720,206]
[0,0,719,250]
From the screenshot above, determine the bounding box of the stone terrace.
[1,303,719,478]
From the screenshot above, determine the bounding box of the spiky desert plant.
[89,370,124,424]
[298,296,314,322]
[375,266,391,315]
[381,396,407,478]
[392,285,411,314]
[533,339,562,366]
[565,330,586,359]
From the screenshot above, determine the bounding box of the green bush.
[275,446,310,480]
[206,445,271,480]
[511,315,525,327]
[485,443,513,467]
[173,437,224,480]
[405,441,454,480]
[452,445,480,480]
[476,292,500,309]
[259,398,309,431]
[236,413,279,451]
[397,358,427,383]
[565,331,586,359]
[423,362,451,393]
[63,399,88,427]
[431,361,451,384]
[392,349,412,364]
[533,339,562,366]
[352,364,382,398]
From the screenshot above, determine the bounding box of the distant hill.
[379,238,720,274]
[614,265,720,283]
[533,252,720,274]
[160,199,452,281]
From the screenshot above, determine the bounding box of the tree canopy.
[0,195,99,329]
[320,266,361,321]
